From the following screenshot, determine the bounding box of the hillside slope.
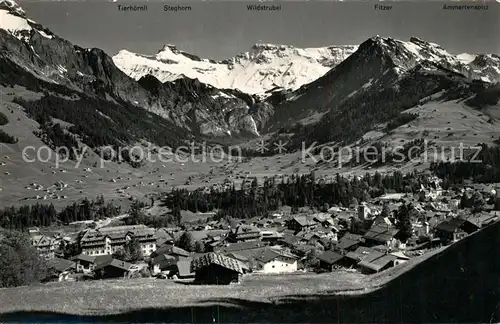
[0,0,260,138]
[0,220,498,323]
[262,36,500,152]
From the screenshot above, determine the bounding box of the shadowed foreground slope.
[1,220,499,323]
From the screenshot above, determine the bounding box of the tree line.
[430,144,500,186]
[162,171,431,219]
[0,228,50,288]
[0,195,120,231]
[0,111,18,144]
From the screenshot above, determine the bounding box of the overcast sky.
[18,1,500,60]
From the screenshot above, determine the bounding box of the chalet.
[434,218,479,244]
[318,250,344,272]
[315,226,339,241]
[93,259,132,279]
[46,257,76,282]
[253,248,298,273]
[297,231,321,245]
[80,225,156,257]
[151,254,176,274]
[74,254,112,273]
[30,235,56,260]
[150,244,190,260]
[336,233,364,253]
[227,225,261,243]
[224,253,251,273]
[344,246,381,268]
[191,253,244,284]
[154,228,175,246]
[287,216,317,233]
[204,240,224,252]
[202,234,225,252]
[363,220,400,247]
[260,230,283,244]
[279,234,302,248]
[215,241,266,254]
[169,258,195,279]
[358,253,397,274]
[291,244,316,257]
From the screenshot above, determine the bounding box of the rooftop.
[318,250,344,265]
[254,247,298,263]
[364,221,399,243]
[94,259,132,272]
[358,254,397,272]
[190,253,243,274]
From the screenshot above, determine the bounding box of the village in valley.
[26,172,500,286]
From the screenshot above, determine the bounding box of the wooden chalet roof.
[345,246,380,262]
[318,250,344,265]
[254,248,298,263]
[358,254,397,272]
[94,258,132,272]
[151,244,190,258]
[74,254,113,265]
[50,257,76,273]
[231,225,260,236]
[291,216,317,227]
[364,222,399,243]
[31,235,55,247]
[190,253,243,274]
[215,241,266,253]
[337,233,363,250]
[435,218,467,233]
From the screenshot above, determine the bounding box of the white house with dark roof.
[254,248,298,273]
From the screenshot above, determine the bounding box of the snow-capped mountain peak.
[113,43,359,95]
[0,0,26,17]
[360,36,500,83]
[0,0,55,42]
[0,0,31,40]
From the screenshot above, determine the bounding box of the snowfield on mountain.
[113,43,358,96]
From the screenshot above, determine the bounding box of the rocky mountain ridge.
[1,0,499,149]
[0,0,261,138]
[113,43,359,96]
[262,35,500,151]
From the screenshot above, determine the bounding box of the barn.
[191,253,243,285]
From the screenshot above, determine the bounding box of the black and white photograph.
[0,0,499,322]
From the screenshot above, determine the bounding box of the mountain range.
[1,0,499,160]
[113,43,359,97]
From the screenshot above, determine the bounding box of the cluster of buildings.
[24,181,70,201]
[28,180,500,284]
